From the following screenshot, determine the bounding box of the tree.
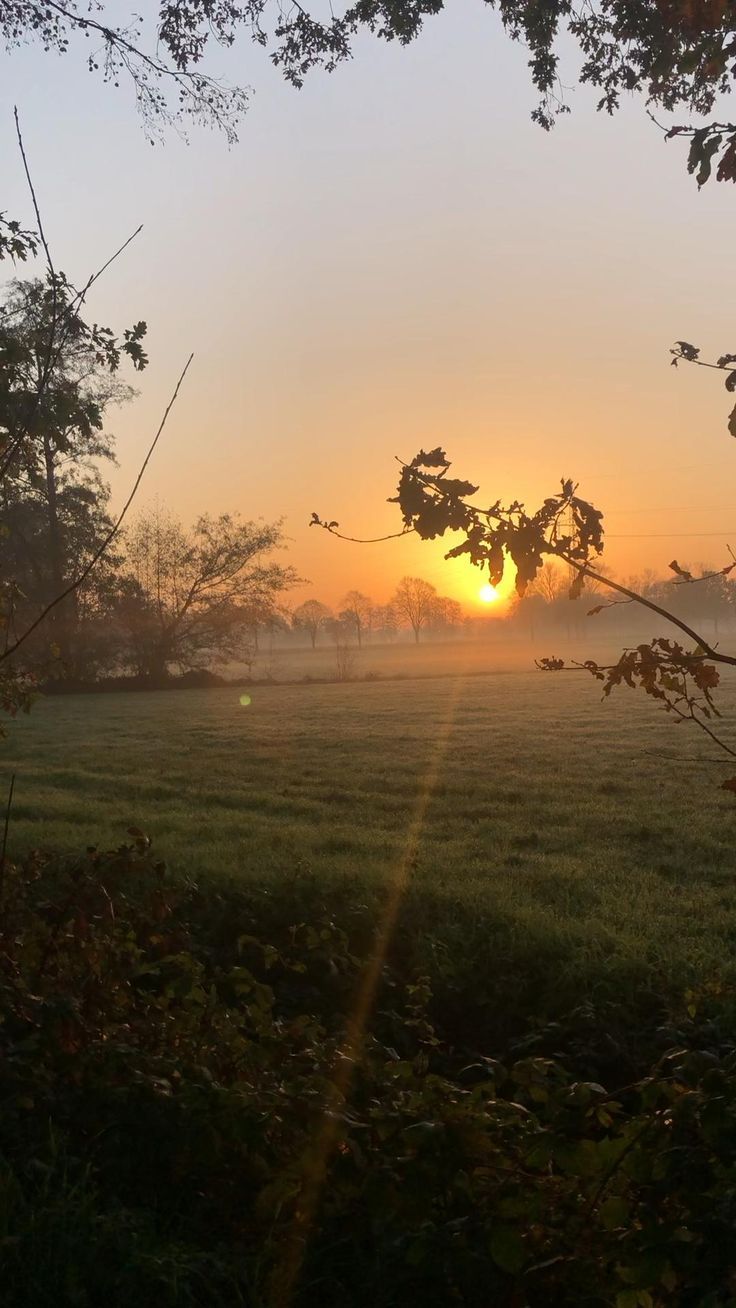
[0,126,177,724]
[0,276,137,670]
[428,594,463,636]
[120,504,297,680]
[392,576,436,644]
[0,466,125,679]
[292,599,332,649]
[239,595,288,652]
[5,1,736,181]
[530,561,566,605]
[370,602,398,642]
[340,590,372,647]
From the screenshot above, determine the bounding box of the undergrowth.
[1,835,736,1306]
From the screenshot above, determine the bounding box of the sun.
[479,583,499,604]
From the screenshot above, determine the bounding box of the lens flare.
[239,693,252,707]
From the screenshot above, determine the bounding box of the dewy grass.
[3,666,736,1012]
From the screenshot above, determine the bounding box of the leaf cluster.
[392,448,604,597]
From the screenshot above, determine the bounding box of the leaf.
[716,137,736,184]
[410,447,450,470]
[729,402,736,438]
[674,340,700,361]
[686,128,722,187]
[615,1293,639,1308]
[489,1226,526,1274]
[668,560,693,581]
[599,1195,630,1229]
[725,371,736,393]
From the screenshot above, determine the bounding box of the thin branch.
[310,516,414,545]
[68,224,144,316]
[2,355,194,662]
[14,107,54,282]
[559,556,736,667]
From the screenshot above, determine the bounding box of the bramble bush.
[1,835,736,1305]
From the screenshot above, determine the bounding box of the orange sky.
[2,2,735,615]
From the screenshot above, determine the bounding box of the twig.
[310,516,414,545]
[1,354,194,662]
[14,107,54,281]
[560,555,736,667]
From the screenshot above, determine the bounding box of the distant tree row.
[292,578,463,649]
[504,559,736,643]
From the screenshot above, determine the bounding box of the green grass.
[4,664,736,1022]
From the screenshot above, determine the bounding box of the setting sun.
[479,583,499,604]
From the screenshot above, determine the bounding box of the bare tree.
[392,576,436,644]
[121,504,297,680]
[529,561,566,605]
[292,599,332,650]
[428,594,463,635]
[340,590,372,647]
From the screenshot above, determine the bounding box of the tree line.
[293,580,462,650]
[1,272,467,683]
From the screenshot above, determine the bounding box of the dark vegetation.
[4,831,736,1307]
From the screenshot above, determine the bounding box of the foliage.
[120,504,298,680]
[0,276,141,676]
[2,832,736,1304]
[0,212,37,264]
[5,0,736,178]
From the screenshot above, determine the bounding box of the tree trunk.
[43,435,72,667]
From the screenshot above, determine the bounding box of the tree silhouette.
[4,0,736,179]
[340,590,372,647]
[122,505,296,680]
[292,599,332,650]
[392,576,436,645]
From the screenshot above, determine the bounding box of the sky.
[1,2,735,613]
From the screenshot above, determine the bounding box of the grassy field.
[4,660,736,1025]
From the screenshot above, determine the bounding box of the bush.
[1,838,736,1305]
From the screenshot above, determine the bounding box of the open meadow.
[5,657,736,1030]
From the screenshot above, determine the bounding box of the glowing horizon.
[1,2,734,616]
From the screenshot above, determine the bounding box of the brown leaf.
[669,560,693,581]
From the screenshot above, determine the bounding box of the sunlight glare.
[479,583,498,604]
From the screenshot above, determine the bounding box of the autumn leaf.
[669,560,693,581]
